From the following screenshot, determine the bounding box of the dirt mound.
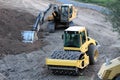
[0,8,46,57]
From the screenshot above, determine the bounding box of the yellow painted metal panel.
[46,58,79,67]
[46,53,90,69]
[64,47,81,51]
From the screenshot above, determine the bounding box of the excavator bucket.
[21,31,38,43]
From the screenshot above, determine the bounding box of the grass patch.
[75,0,116,6]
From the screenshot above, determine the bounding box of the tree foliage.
[107,0,120,34]
[76,0,120,34]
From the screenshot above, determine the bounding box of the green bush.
[107,0,120,34]
[76,0,120,34]
[75,0,114,6]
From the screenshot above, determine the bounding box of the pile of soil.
[0,8,46,57]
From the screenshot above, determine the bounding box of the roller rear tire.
[87,44,99,65]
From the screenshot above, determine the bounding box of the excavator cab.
[60,4,73,22]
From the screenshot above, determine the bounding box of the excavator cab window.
[69,6,73,18]
[61,6,69,17]
[64,31,80,47]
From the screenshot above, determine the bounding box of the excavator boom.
[21,4,56,43]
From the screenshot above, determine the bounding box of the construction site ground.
[0,0,120,80]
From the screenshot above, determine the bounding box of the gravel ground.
[0,0,120,80]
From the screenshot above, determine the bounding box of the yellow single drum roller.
[46,26,100,75]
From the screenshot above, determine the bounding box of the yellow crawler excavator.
[22,4,77,43]
[46,26,99,75]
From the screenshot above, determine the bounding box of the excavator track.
[48,51,82,75]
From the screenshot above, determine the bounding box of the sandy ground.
[0,0,120,80]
